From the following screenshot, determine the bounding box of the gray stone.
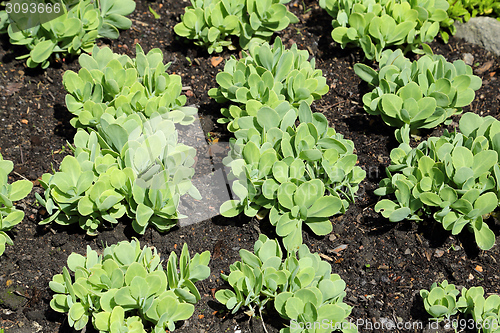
[455,17,500,56]
[463,53,474,66]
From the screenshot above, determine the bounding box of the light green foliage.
[49,239,210,332]
[220,103,365,250]
[35,149,129,236]
[209,37,328,129]
[63,44,196,130]
[37,45,200,235]
[319,0,450,60]
[447,0,500,23]
[420,280,460,320]
[0,153,33,256]
[422,280,500,332]
[174,0,298,53]
[374,113,499,250]
[354,49,482,144]
[460,112,500,157]
[2,0,136,68]
[36,112,200,235]
[215,235,356,333]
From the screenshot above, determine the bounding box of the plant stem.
[258,306,269,333]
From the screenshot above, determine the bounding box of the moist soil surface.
[1,1,500,332]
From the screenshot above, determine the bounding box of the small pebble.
[463,53,474,66]
[434,249,445,257]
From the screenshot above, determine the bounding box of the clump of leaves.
[460,112,500,156]
[420,280,460,321]
[1,0,136,68]
[174,0,298,53]
[36,112,200,236]
[374,113,498,250]
[209,37,328,131]
[215,234,357,333]
[447,0,500,23]
[354,49,482,144]
[319,0,451,60]
[0,153,33,256]
[421,280,500,332]
[49,239,211,332]
[63,44,196,130]
[38,45,200,236]
[220,103,365,250]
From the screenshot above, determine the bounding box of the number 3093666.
[5,1,61,15]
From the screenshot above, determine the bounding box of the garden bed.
[0,0,500,332]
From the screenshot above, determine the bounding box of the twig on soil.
[415,233,423,245]
[330,101,345,108]
[13,290,29,299]
[19,146,24,164]
[391,310,399,332]
[12,171,28,181]
[258,307,269,333]
[131,18,149,26]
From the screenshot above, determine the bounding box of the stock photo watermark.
[290,317,500,331]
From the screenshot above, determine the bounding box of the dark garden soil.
[1,0,500,332]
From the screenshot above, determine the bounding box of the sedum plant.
[421,280,500,332]
[447,0,500,23]
[319,0,451,60]
[209,37,329,123]
[354,49,482,144]
[0,153,33,256]
[374,113,499,250]
[220,103,365,250]
[36,112,200,235]
[216,234,356,333]
[1,0,136,68]
[460,112,500,160]
[420,280,460,321]
[174,0,298,53]
[49,239,211,332]
[63,44,196,130]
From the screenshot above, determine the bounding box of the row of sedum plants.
[24,43,211,332]
[173,0,500,55]
[20,42,213,332]
[0,1,497,332]
[351,45,495,251]
[210,36,362,332]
